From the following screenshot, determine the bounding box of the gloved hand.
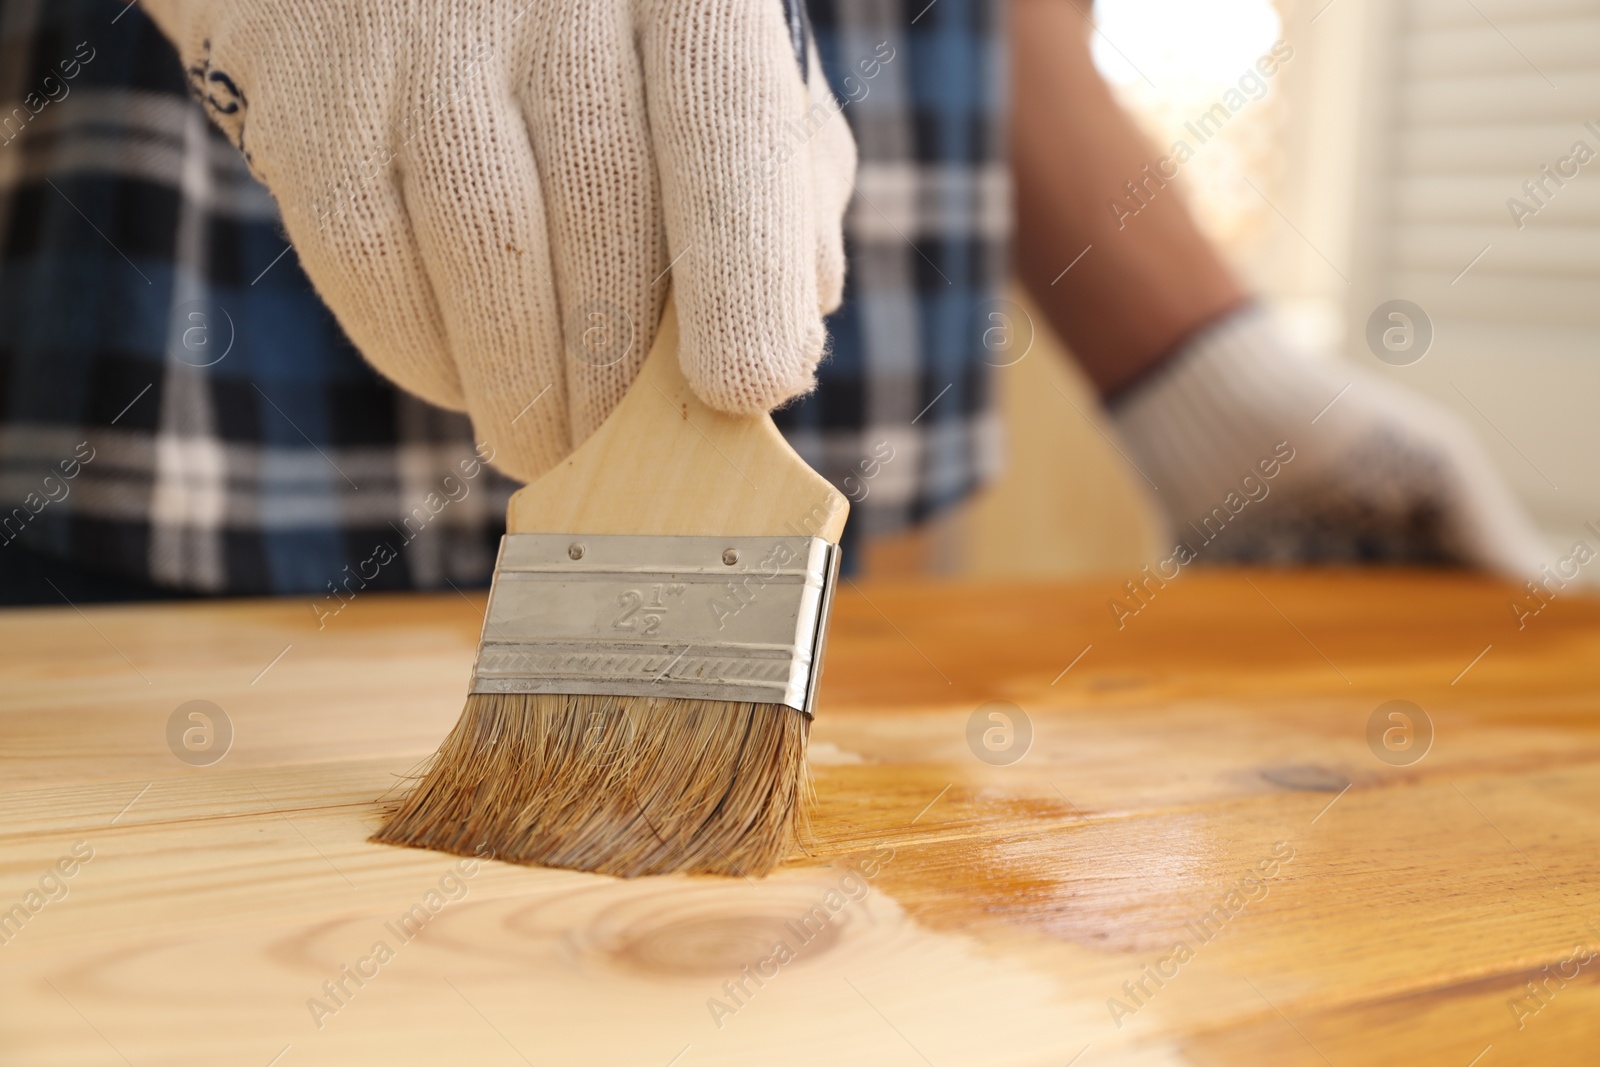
[143,0,856,482]
[1111,305,1550,577]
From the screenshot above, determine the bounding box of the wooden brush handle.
[507,295,849,540]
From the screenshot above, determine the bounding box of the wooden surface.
[3,570,1599,1065]
[507,296,848,541]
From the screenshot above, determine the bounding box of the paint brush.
[373,295,847,876]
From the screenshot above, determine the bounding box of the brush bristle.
[371,693,813,877]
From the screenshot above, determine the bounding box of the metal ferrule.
[469,534,842,717]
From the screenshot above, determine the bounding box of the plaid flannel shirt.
[0,0,1007,596]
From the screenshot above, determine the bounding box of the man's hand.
[1112,307,1551,577]
[1008,0,1545,575]
[144,0,856,481]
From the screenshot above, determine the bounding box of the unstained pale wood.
[2,569,1599,1065]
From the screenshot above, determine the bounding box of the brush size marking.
[613,583,685,636]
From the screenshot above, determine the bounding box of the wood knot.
[1259,763,1352,793]
[565,885,849,979]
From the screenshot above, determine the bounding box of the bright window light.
[1090,0,1287,257]
[1092,0,1282,91]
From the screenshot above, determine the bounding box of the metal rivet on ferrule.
[568,542,585,560]
[722,548,740,566]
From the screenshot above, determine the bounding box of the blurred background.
[868,0,1600,580]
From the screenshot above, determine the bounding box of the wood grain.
[2,569,1598,1065]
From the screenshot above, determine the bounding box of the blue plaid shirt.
[0,0,1006,596]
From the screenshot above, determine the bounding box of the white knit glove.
[143,0,856,482]
[1111,306,1550,577]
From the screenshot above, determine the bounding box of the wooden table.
[3,570,1598,1066]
